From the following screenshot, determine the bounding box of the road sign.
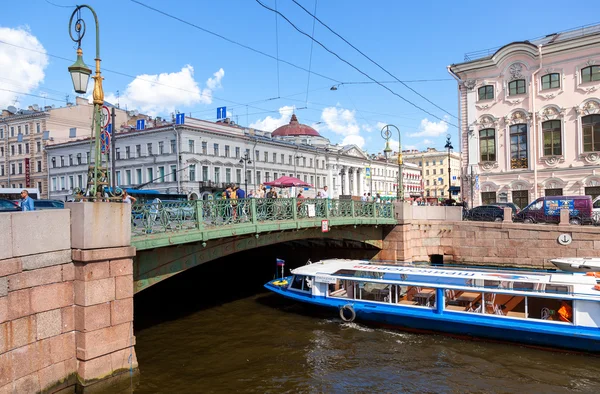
[452,175,457,180]
[217,106,227,120]
[101,105,110,129]
[321,220,329,233]
[101,130,110,153]
[365,167,371,178]
[176,113,185,125]
[475,175,480,191]
[136,119,145,130]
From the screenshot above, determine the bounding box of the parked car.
[34,200,65,210]
[593,196,600,223]
[0,199,21,212]
[463,205,505,222]
[513,196,592,225]
[491,202,520,213]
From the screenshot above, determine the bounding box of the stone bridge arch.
[134,225,390,293]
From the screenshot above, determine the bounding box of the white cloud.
[341,135,365,148]
[104,66,224,116]
[376,122,388,131]
[249,105,294,131]
[423,139,433,145]
[409,118,449,137]
[321,107,360,136]
[0,26,48,108]
[362,123,373,132]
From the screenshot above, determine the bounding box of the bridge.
[130,198,396,292]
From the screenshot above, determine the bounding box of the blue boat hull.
[265,281,600,354]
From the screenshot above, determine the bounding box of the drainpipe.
[1,119,9,186]
[173,125,181,194]
[252,138,258,191]
[447,65,463,202]
[531,45,543,199]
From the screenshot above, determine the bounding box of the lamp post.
[444,134,453,201]
[68,5,109,199]
[381,124,403,202]
[239,151,252,193]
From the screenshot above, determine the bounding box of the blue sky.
[1,0,599,154]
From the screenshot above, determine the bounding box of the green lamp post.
[381,124,403,201]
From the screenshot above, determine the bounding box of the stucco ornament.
[463,79,476,90]
[509,63,524,81]
[576,99,600,115]
[480,161,499,171]
[583,153,600,164]
[542,156,563,167]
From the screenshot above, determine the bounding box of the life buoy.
[339,304,356,322]
[272,280,288,286]
[594,284,600,291]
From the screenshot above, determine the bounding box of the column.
[66,202,138,387]
[357,169,363,196]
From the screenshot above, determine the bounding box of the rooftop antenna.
[66,94,71,105]
[116,90,120,109]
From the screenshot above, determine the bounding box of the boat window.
[396,285,436,308]
[329,279,353,299]
[545,284,571,295]
[526,297,573,323]
[332,269,384,280]
[483,280,501,289]
[484,292,526,317]
[513,282,535,291]
[291,275,305,291]
[445,289,482,313]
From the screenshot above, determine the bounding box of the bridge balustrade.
[131,198,394,236]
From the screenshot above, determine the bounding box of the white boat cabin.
[288,260,600,327]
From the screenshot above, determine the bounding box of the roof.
[461,22,600,63]
[272,114,321,137]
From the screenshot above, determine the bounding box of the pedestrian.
[321,185,329,199]
[361,193,367,202]
[367,192,374,202]
[376,193,381,203]
[316,191,322,198]
[236,185,246,199]
[122,191,137,204]
[20,190,34,211]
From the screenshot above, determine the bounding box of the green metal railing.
[131,198,395,237]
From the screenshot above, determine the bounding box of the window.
[116,171,121,186]
[225,145,230,157]
[255,150,260,161]
[25,125,29,135]
[582,66,600,83]
[158,167,165,182]
[25,144,29,154]
[189,140,195,153]
[37,161,41,172]
[440,168,444,174]
[265,172,271,182]
[0,147,4,157]
[147,168,153,183]
[125,170,132,185]
[52,178,57,191]
[36,141,41,153]
[136,169,142,184]
[512,190,529,210]
[426,180,429,186]
[38,182,42,193]
[479,128,496,161]
[280,154,284,164]
[542,120,561,156]
[0,128,3,138]
[202,141,207,154]
[426,169,429,176]
[147,143,153,156]
[288,155,292,165]
[541,73,560,90]
[303,157,306,167]
[10,145,14,156]
[235,147,240,158]
[214,143,219,156]
[18,145,22,155]
[11,164,15,175]
[18,163,22,174]
[236,169,241,183]
[86,152,90,164]
[60,156,64,167]
[170,139,176,153]
[10,127,14,137]
[116,148,120,160]
[158,141,164,154]
[583,115,600,152]
[509,79,526,96]
[226,168,231,183]
[189,165,196,181]
[425,161,429,166]
[77,175,83,188]
[545,188,562,196]
[481,191,496,205]
[170,165,177,182]
[77,153,82,165]
[214,168,220,184]
[273,153,277,163]
[0,165,3,176]
[136,145,141,157]
[478,85,494,100]
[433,169,436,175]
[263,152,267,162]
[126,146,131,159]
[69,155,73,166]
[440,160,443,166]
[510,124,528,169]
[256,171,261,185]
[36,123,40,133]
[202,166,209,181]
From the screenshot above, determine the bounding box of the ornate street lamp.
[444,134,454,200]
[239,152,252,192]
[68,5,110,200]
[381,124,403,201]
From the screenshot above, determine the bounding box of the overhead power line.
[128,0,341,84]
[254,0,458,129]
[291,0,456,120]
[0,88,68,104]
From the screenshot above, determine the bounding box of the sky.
[1,0,599,154]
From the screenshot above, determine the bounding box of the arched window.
[478,85,494,100]
[582,66,600,83]
[510,124,528,169]
[541,73,560,90]
[583,115,600,152]
[508,79,526,96]
[479,128,496,161]
[542,120,561,156]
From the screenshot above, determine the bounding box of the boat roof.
[291,259,597,286]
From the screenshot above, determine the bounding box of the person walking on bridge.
[20,190,34,211]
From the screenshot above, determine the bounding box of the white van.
[593,196,600,222]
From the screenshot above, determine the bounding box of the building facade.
[46,115,422,200]
[0,97,128,198]
[402,148,462,201]
[449,25,600,208]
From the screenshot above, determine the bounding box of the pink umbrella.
[264,176,313,188]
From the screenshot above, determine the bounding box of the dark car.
[492,202,520,213]
[463,205,505,222]
[0,199,21,212]
[34,200,65,210]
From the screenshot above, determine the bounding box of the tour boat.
[265,260,600,353]
[550,258,600,273]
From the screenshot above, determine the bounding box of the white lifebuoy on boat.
[340,304,356,322]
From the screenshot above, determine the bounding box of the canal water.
[126,248,600,394]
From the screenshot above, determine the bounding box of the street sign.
[101,130,110,153]
[217,106,227,120]
[365,167,371,178]
[106,124,112,135]
[176,113,185,125]
[321,220,329,233]
[452,175,457,180]
[136,119,145,130]
[101,105,110,129]
[475,175,480,191]
[25,158,30,187]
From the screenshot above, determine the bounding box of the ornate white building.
[449,24,600,208]
[46,114,422,200]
